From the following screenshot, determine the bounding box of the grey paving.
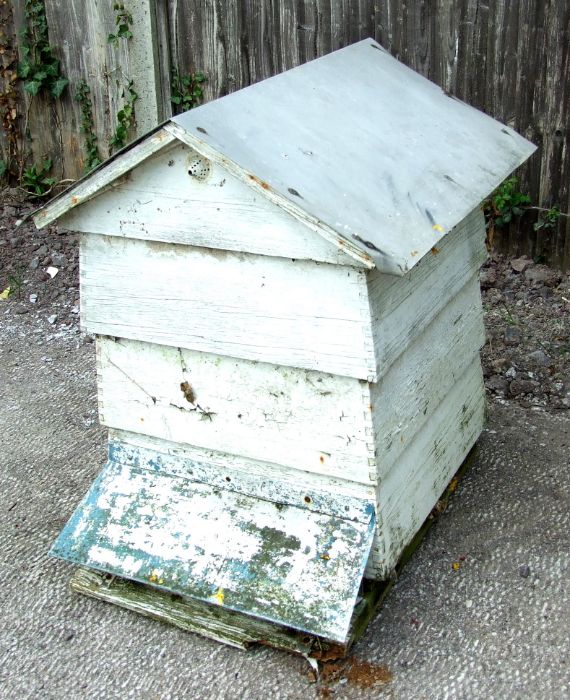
[1,308,569,699]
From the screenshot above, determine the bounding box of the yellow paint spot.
[0,287,11,300]
[212,588,225,605]
[432,224,445,233]
[452,562,460,571]
[410,250,419,257]
[149,570,161,583]
[321,554,330,561]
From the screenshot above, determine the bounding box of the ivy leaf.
[50,77,69,98]
[24,80,42,95]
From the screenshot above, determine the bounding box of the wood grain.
[97,337,376,484]
[80,234,376,380]
[61,139,361,266]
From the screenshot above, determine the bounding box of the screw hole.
[304,495,312,504]
[225,476,231,482]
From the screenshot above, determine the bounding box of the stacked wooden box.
[35,39,535,644]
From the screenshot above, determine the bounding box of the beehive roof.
[36,39,535,275]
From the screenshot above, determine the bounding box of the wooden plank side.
[367,208,487,378]
[368,356,485,579]
[97,337,376,485]
[61,140,360,266]
[110,429,378,506]
[80,235,376,380]
[371,274,485,477]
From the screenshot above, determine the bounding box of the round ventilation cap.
[186,152,212,181]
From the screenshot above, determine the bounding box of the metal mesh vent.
[186,152,212,181]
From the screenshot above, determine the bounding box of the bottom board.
[51,458,375,642]
[67,446,477,658]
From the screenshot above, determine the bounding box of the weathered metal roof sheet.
[173,38,536,274]
[51,446,376,642]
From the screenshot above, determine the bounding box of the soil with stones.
[1,192,569,413]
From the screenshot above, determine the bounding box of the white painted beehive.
[35,39,535,644]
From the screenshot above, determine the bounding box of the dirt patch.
[314,656,393,695]
[480,253,570,411]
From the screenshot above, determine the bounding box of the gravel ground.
[1,195,569,698]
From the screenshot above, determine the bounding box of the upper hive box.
[35,39,535,645]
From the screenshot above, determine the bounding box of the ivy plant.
[18,0,68,98]
[170,68,206,114]
[75,80,102,172]
[21,158,56,196]
[108,3,133,45]
[483,177,531,229]
[109,79,138,151]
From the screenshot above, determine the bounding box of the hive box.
[35,39,535,645]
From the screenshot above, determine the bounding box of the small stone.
[3,205,16,216]
[29,293,38,303]
[35,244,48,257]
[42,256,52,266]
[45,266,59,278]
[511,256,532,273]
[14,305,29,315]
[479,268,497,289]
[465,599,473,609]
[9,235,23,246]
[506,367,517,379]
[51,251,67,267]
[524,265,560,287]
[509,379,538,397]
[504,326,523,345]
[518,564,531,578]
[47,314,57,324]
[29,255,40,270]
[527,349,551,366]
[487,375,509,393]
[71,305,80,314]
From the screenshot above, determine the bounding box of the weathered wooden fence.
[1,1,569,267]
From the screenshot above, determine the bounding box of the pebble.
[509,379,539,397]
[29,294,38,303]
[527,349,551,366]
[47,314,57,324]
[29,256,40,270]
[518,564,531,578]
[487,375,509,393]
[51,251,67,267]
[504,326,523,345]
[511,256,532,273]
[505,367,517,379]
[13,305,29,315]
[35,244,48,257]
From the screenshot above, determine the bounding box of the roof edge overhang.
[32,124,176,230]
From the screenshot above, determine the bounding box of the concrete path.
[1,311,569,699]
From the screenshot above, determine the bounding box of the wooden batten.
[367,207,487,379]
[61,140,361,267]
[80,235,376,380]
[371,273,485,475]
[367,356,485,579]
[97,338,377,485]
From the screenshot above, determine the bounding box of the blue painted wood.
[51,445,376,642]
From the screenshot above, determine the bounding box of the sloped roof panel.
[173,39,536,274]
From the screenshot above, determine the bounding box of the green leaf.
[50,77,69,98]
[24,80,41,95]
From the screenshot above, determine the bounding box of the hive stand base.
[68,447,477,659]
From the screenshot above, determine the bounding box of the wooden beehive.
[35,39,535,646]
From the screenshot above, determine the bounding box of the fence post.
[129,0,169,135]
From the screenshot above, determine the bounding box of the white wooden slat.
[368,356,485,579]
[371,273,485,476]
[367,208,487,378]
[81,235,376,380]
[110,428,378,511]
[61,141,362,267]
[34,128,176,228]
[97,337,376,485]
